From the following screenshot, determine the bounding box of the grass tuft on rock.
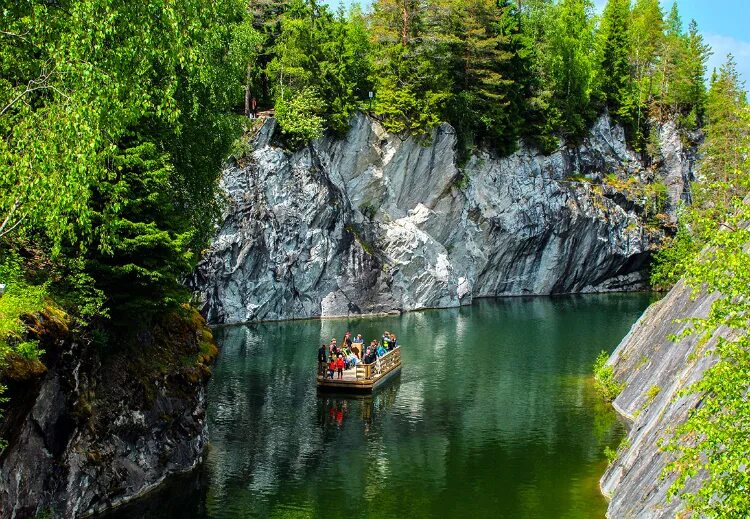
[593,351,625,402]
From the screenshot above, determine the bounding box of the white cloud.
[704,33,750,88]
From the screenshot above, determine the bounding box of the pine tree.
[370,0,450,135]
[629,0,663,129]
[695,55,750,219]
[598,0,635,130]
[85,141,195,318]
[443,0,519,152]
[544,0,598,140]
[657,1,684,112]
[671,19,710,126]
[248,0,292,109]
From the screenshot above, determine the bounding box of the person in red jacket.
[328,358,336,379]
[336,355,345,379]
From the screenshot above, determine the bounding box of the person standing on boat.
[344,332,352,349]
[352,334,364,358]
[327,357,336,379]
[389,334,398,350]
[318,343,327,376]
[336,355,345,379]
[382,331,390,349]
[329,338,338,360]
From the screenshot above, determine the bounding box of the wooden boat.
[317,346,402,393]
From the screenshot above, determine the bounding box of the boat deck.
[317,347,401,393]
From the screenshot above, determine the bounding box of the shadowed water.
[108,294,655,519]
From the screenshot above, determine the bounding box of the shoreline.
[207,289,663,328]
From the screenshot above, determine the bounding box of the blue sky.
[323,0,750,87]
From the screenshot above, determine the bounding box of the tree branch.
[0,198,22,237]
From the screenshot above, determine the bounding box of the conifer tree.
[444,0,524,153]
[695,55,750,219]
[370,0,450,135]
[598,0,635,131]
[268,0,371,141]
[657,1,684,112]
[543,0,598,140]
[671,20,710,126]
[629,0,663,129]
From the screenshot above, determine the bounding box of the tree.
[662,118,750,517]
[267,0,372,140]
[84,141,195,318]
[650,55,748,291]
[0,0,248,251]
[629,0,663,130]
[657,1,684,113]
[1,0,251,321]
[670,19,710,126]
[540,0,598,140]
[598,0,635,130]
[370,0,450,136]
[248,0,292,109]
[443,0,522,153]
[693,55,750,220]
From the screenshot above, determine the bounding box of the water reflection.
[106,293,655,519]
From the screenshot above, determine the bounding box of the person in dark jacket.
[318,344,327,376]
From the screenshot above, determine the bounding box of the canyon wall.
[192,113,695,324]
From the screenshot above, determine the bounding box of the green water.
[110,294,654,519]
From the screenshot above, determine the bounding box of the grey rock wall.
[192,113,695,324]
[600,281,719,518]
[0,317,213,518]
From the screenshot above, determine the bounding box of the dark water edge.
[105,293,657,519]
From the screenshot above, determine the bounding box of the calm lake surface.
[110,294,655,519]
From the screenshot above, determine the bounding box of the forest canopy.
[243,0,711,156]
[0,0,727,356]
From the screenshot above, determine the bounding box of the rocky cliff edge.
[191,113,696,324]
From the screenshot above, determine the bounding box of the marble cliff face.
[192,113,695,325]
[600,279,721,518]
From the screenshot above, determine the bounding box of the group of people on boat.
[318,331,398,379]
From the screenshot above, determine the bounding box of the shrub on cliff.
[593,351,625,402]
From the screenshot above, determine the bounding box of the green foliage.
[0,252,46,362]
[694,56,750,220]
[654,56,750,291]
[593,350,625,402]
[655,54,750,517]
[650,224,698,291]
[369,0,451,137]
[275,87,326,147]
[598,0,633,118]
[1,0,252,324]
[663,204,750,517]
[246,0,713,155]
[530,0,599,142]
[605,436,631,464]
[644,384,661,405]
[81,141,197,319]
[266,0,372,141]
[0,0,250,251]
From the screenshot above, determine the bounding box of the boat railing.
[356,347,401,380]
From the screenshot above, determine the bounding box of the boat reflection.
[317,376,401,428]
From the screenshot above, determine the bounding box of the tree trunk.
[401,0,409,46]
